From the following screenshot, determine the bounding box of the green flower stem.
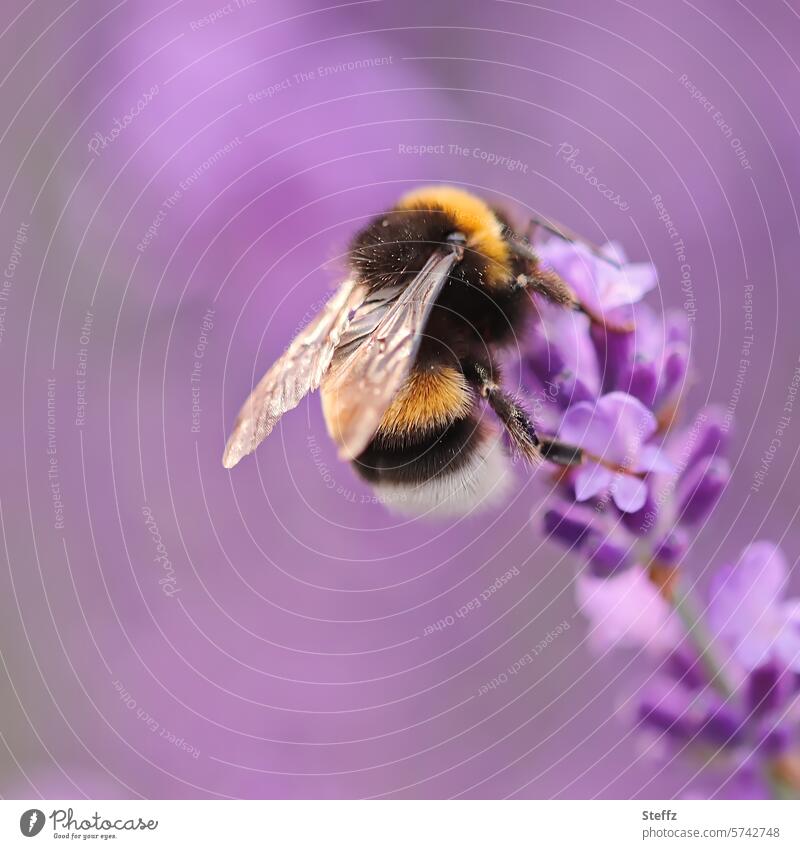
[672,581,734,700]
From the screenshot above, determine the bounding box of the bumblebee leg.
[518,267,576,308]
[537,436,585,467]
[462,362,584,466]
[515,268,633,333]
[506,234,633,332]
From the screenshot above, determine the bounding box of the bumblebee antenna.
[525,214,623,271]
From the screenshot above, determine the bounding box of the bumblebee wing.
[222,277,367,469]
[322,245,462,460]
[331,283,405,361]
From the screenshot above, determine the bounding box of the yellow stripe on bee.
[397,185,510,287]
[377,366,473,436]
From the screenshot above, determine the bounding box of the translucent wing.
[331,283,404,361]
[322,245,463,460]
[222,278,367,469]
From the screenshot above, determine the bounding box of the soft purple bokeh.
[629,543,800,799]
[709,542,800,674]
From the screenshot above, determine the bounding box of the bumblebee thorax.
[348,185,512,290]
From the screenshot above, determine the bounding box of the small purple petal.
[707,542,795,672]
[574,463,614,503]
[611,473,648,513]
[664,648,706,690]
[653,529,689,565]
[558,392,657,468]
[543,503,596,548]
[595,256,658,310]
[709,540,789,616]
[666,308,690,346]
[753,722,793,757]
[591,323,634,393]
[558,401,600,447]
[626,357,659,408]
[687,406,731,466]
[747,662,788,717]
[698,704,745,747]
[737,542,790,603]
[550,369,596,409]
[602,391,658,448]
[525,332,566,384]
[621,492,657,536]
[656,345,689,408]
[678,457,730,525]
[637,444,674,474]
[638,697,697,740]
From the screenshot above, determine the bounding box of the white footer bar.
[1,799,797,847]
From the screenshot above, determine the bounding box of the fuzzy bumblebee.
[223,185,625,516]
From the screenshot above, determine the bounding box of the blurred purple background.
[1,0,799,799]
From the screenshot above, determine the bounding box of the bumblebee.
[223,185,626,516]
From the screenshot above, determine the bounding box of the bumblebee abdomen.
[376,365,472,437]
[352,409,513,518]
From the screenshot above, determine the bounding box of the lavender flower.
[526,237,729,582]
[525,238,688,423]
[524,237,800,798]
[536,238,657,323]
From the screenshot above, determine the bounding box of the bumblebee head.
[348,185,514,292]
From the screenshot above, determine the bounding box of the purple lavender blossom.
[556,391,672,513]
[525,238,800,798]
[525,238,688,420]
[536,238,657,322]
[525,237,729,582]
